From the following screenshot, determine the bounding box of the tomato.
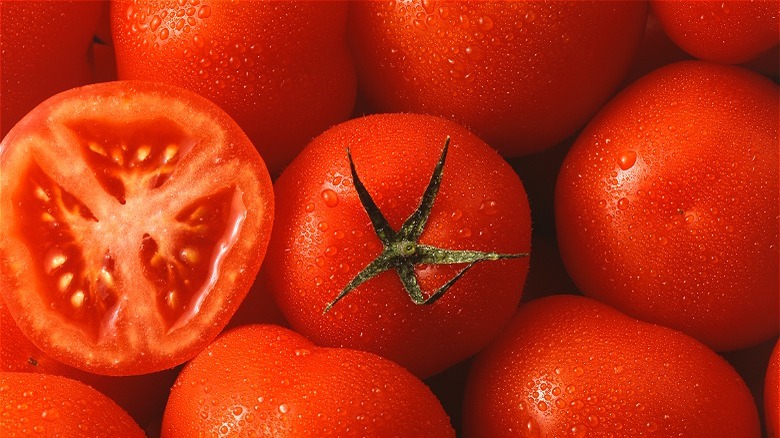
[0,371,146,437]
[0,81,274,376]
[555,61,779,352]
[768,339,780,438]
[348,0,647,155]
[263,113,530,378]
[111,0,356,174]
[0,297,178,431]
[161,324,455,437]
[0,0,103,137]
[462,295,761,437]
[651,0,779,64]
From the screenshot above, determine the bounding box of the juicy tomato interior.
[0,81,273,375]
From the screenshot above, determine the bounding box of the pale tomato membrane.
[0,81,274,375]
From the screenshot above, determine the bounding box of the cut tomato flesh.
[0,81,274,375]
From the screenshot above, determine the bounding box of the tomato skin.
[0,81,274,376]
[111,0,356,174]
[161,324,455,437]
[555,61,779,351]
[348,0,647,154]
[0,0,103,137]
[768,340,780,438]
[651,0,779,64]
[462,295,761,438]
[264,113,530,379]
[0,371,146,437]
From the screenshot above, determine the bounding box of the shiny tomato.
[556,61,779,351]
[0,81,274,375]
[111,0,356,173]
[462,295,761,438]
[0,0,103,137]
[651,0,779,64]
[0,372,146,437]
[348,0,647,154]
[768,340,780,437]
[264,113,531,378]
[161,324,455,437]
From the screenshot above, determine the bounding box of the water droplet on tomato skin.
[618,151,637,170]
[321,189,339,207]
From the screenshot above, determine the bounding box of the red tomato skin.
[768,340,780,438]
[111,0,356,174]
[348,0,647,154]
[556,61,779,352]
[161,324,455,437]
[0,0,103,137]
[264,113,531,379]
[651,0,780,64]
[462,295,761,438]
[0,372,146,437]
[0,81,274,376]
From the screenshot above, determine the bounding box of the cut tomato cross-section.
[0,81,274,376]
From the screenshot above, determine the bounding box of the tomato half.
[0,81,274,375]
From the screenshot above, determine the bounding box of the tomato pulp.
[0,81,274,375]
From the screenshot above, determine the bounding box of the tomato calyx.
[323,137,527,314]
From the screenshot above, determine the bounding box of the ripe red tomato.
[264,113,531,378]
[462,295,761,437]
[651,0,779,64]
[768,339,780,437]
[111,0,356,173]
[0,297,178,430]
[161,324,455,437]
[556,61,779,352]
[0,372,146,437]
[0,0,103,137]
[348,0,647,154]
[0,81,274,376]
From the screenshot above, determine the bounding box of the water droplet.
[149,15,162,32]
[451,209,463,220]
[305,203,315,212]
[159,27,169,40]
[526,418,541,438]
[478,199,499,216]
[317,222,329,231]
[41,408,59,420]
[617,198,630,210]
[295,348,311,357]
[324,246,338,257]
[458,227,472,238]
[618,151,637,170]
[232,406,244,416]
[321,189,339,207]
[197,5,211,18]
[279,404,289,414]
[537,401,548,411]
[647,421,659,432]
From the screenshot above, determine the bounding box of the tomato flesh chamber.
[13,118,247,341]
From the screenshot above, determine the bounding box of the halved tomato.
[0,81,274,376]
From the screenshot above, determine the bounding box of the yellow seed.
[99,268,114,287]
[110,148,124,165]
[150,252,163,267]
[58,273,74,291]
[49,253,67,271]
[163,144,178,163]
[34,186,50,202]
[136,145,152,162]
[165,291,177,309]
[180,247,199,264]
[88,141,107,156]
[70,290,86,309]
[41,212,55,222]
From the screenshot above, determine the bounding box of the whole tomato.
[111,0,356,173]
[462,295,761,438]
[161,324,455,437]
[0,0,103,137]
[651,0,779,64]
[348,0,647,154]
[0,372,146,437]
[556,61,779,351]
[264,113,531,378]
